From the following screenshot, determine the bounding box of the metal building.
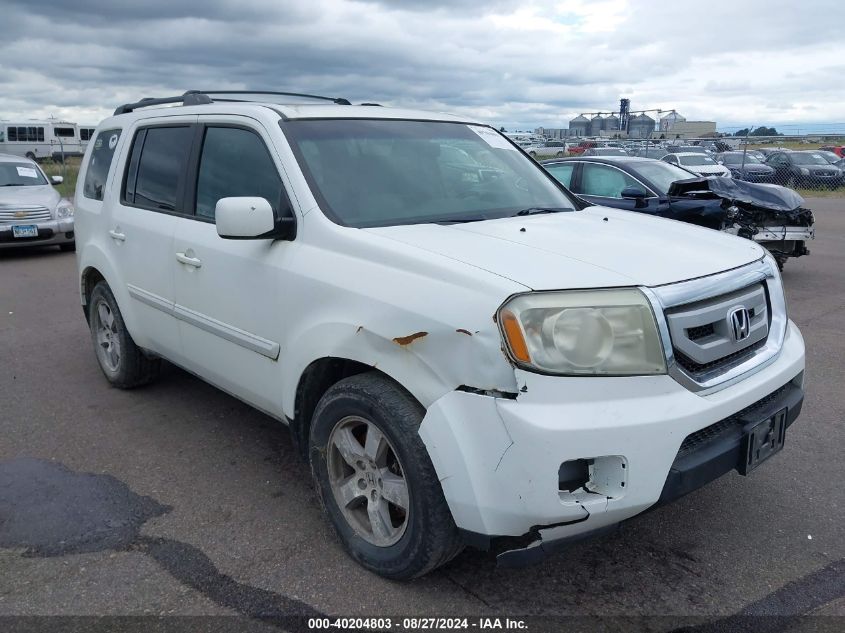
[589,115,604,137]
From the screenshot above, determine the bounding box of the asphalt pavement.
[1,199,843,631]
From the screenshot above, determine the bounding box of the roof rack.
[113,90,351,116]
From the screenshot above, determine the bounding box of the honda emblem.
[728,307,751,342]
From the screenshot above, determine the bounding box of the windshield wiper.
[1,183,27,187]
[511,206,569,217]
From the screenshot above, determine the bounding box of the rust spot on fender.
[456,328,473,336]
[393,331,428,346]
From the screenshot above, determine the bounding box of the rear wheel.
[309,372,463,579]
[25,152,36,161]
[88,282,160,388]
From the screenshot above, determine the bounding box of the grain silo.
[589,115,604,137]
[603,114,620,133]
[628,114,656,138]
[568,115,589,137]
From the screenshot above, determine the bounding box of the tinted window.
[579,163,640,198]
[285,119,576,228]
[127,126,193,211]
[196,127,283,219]
[544,163,575,188]
[626,161,693,194]
[83,129,121,201]
[54,127,75,138]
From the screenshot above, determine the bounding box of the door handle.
[108,229,126,242]
[176,252,202,268]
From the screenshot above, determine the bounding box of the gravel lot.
[1,198,843,631]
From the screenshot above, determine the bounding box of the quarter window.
[124,126,194,212]
[195,127,283,219]
[579,163,641,198]
[83,129,122,201]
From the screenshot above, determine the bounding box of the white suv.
[75,91,806,579]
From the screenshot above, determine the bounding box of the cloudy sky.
[1,0,842,132]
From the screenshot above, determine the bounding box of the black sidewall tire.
[88,282,159,388]
[309,374,462,579]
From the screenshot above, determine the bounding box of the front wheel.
[88,282,160,388]
[309,372,463,579]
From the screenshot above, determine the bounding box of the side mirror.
[621,186,648,200]
[51,175,64,185]
[215,197,296,241]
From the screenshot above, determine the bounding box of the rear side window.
[195,127,283,219]
[124,126,194,212]
[83,129,121,201]
[545,163,575,188]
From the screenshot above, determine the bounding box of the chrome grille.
[643,259,787,394]
[0,205,52,224]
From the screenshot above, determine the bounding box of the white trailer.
[0,119,84,161]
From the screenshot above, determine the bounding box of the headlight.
[498,288,667,376]
[56,201,74,218]
[799,167,810,176]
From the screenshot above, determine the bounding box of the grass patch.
[40,157,81,199]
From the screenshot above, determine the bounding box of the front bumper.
[0,218,74,249]
[419,320,805,563]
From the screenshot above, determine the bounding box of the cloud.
[0,0,842,130]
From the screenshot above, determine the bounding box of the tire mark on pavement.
[672,558,845,632]
[0,457,325,630]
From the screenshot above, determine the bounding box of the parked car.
[0,153,75,250]
[662,152,732,177]
[819,145,845,158]
[568,140,598,155]
[541,156,813,268]
[744,149,767,162]
[765,150,843,188]
[664,145,707,154]
[582,147,628,156]
[715,152,776,182]
[75,92,806,579]
[631,147,667,159]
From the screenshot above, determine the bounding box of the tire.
[556,151,564,157]
[25,152,36,161]
[309,372,464,579]
[59,242,76,252]
[786,175,798,189]
[88,281,160,388]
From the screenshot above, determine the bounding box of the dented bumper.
[418,321,805,565]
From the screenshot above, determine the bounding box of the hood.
[733,164,774,173]
[668,177,804,212]
[365,207,762,290]
[689,165,730,175]
[0,185,61,211]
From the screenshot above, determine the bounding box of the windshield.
[284,119,576,227]
[632,161,696,194]
[721,153,762,165]
[793,153,833,166]
[679,155,718,166]
[0,162,48,186]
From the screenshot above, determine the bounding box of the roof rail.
[185,90,351,105]
[113,92,213,115]
[113,90,352,116]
